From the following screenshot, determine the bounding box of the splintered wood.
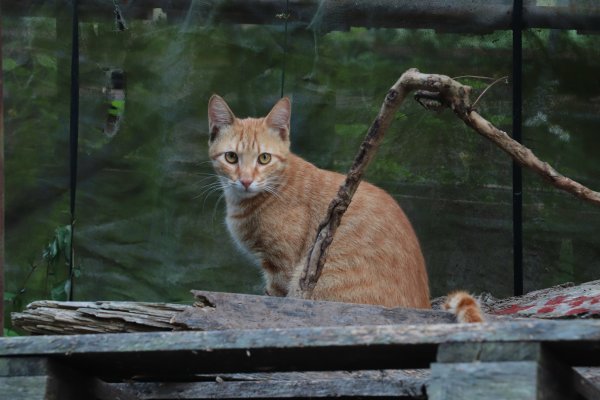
[11,301,189,335]
[11,281,600,335]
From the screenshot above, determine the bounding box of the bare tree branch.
[295,68,600,300]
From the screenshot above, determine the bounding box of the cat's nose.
[240,179,253,190]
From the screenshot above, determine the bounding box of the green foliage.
[3,328,20,337]
[2,57,19,72]
[42,226,74,301]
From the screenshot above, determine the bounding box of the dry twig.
[295,68,600,300]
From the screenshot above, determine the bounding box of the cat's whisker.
[262,185,283,201]
[194,172,221,177]
[193,181,226,201]
[190,176,221,187]
[212,193,225,223]
[194,160,215,168]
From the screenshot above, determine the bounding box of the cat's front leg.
[262,260,289,297]
[286,261,308,299]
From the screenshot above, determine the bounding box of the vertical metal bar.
[512,0,524,296]
[68,0,79,301]
[280,0,289,98]
[0,1,5,335]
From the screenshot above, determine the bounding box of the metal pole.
[0,0,5,335]
[512,0,524,296]
[68,0,79,301]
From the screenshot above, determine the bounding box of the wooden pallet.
[2,319,600,399]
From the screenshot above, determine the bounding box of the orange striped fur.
[207,95,479,316]
[443,291,485,323]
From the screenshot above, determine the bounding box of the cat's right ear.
[208,94,236,142]
[266,97,291,142]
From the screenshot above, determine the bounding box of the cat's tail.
[443,291,485,323]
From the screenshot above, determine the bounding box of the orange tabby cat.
[207,94,483,320]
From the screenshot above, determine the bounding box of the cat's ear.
[208,94,236,142]
[266,97,291,141]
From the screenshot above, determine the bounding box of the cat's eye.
[258,153,272,165]
[224,151,238,164]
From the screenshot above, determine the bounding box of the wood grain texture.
[1,320,600,380]
[574,368,600,400]
[114,377,427,399]
[429,361,539,400]
[181,290,455,330]
[11,281,600,336]
[0,376,48,400]
[12,301,190,334]
[430,342,577,400]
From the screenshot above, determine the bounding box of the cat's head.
[207,95,291,199]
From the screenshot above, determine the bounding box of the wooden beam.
[3,1,600,33]
[0,357,104,400]
[181,290,456,329]
[111,376,427,399]
[429,343,576,399]
[1,320,600,380]
[12,301,189,334]
[573,368,600,400]
[12,282,600,335]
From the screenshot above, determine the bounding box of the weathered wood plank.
[3,321,600,357]
[429,343,576,400]
[12,282,599,335]
[429,361,539,400]
[0,376,49,399]
[12,301,188,334]
[436,342,545,363]
[4,0,600,33]
[574,368,600,400]
[1,320,600,380]
[113,377,427,399]
[181,290,456,330]
[0,357,101,400]
[12,291,456,335]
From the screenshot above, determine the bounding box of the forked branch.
[294,68,600,300]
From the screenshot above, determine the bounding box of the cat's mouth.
[229,181,262,198]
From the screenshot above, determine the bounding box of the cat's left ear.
[208,94,236,142]
[266,97,291,141]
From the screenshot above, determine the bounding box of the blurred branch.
[295,68,600,300]
[408,69,600,207]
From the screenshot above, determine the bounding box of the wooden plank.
[12,293,456,335]
[4,320,600,356]
[180,290,455,330]
[12,281,599,335]
[429,343,576,399]
[1,320,599,380]
[573,368,600,400]
[0,357,51,377]
[4,0,600,33]
[12,294,457,335]
[0,376,49,400]
[429,361,539,400]
[12,301,188,335]
[112,376,427,399]
[436,342,545,363]
[0,357,101,400]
